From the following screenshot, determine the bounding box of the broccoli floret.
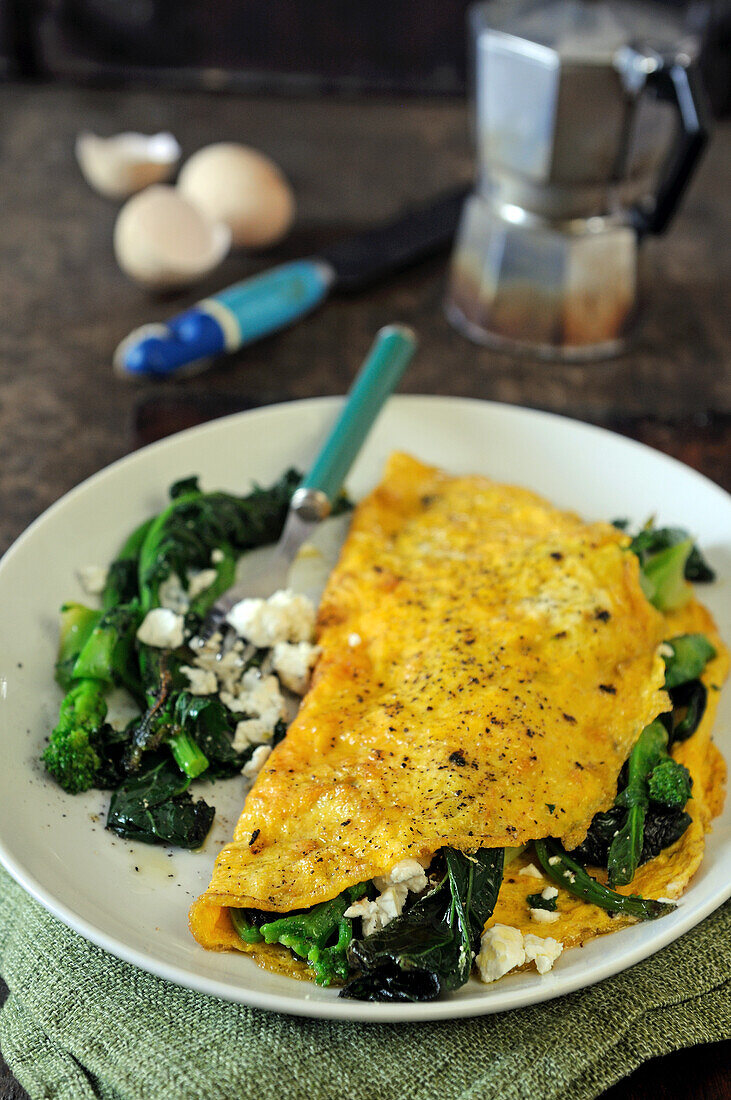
[42,679,108,793]
[648,759,693,808]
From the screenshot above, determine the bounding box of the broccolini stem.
[534,839,676,920]
[169,730,209,779]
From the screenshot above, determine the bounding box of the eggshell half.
[76,131,181,200]
[113,185,231,291]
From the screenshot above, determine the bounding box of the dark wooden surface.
[0,83,729,1099]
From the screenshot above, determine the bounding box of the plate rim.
[0,394,728,1023]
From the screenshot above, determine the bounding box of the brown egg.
[177,142,295,249]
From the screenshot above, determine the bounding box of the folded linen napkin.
[0,867,728,1100]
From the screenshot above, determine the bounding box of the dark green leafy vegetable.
[639,540,693,611]
[341,848,504,1002]
[570,804,691,869]
[45,470,305,849]
[669,679,707,743]
[640,809,692,862]
[107,756,215,848]
[230,883,368,986]
[590,633,713,884]
[607,720,667,886]
[526,892,556,912]
[663,634,716,690]
[534,840,676,920]
[607,720,692,886]
[622,523,715,583]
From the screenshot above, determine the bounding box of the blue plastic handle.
[215,260,332,344]
[301,325,418,504]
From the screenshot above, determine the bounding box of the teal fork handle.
[300,324,417,506]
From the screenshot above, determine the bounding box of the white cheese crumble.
[518,863,544,880]
[180,665,217,696]
[344,859,428,937]
[222,667,285,728]
[242,744,272,781]
[271,641,320,695]
[188,568,218,600]
[548,856,561,866]
[211,548,225,564]
[233,717,275,750]
[476,924,526,983]
[541,886,558,900]
[373,859,428,895]
[477,924,564,983]
[77,565,108,596]
[158,572,189,614]
[226,589,316,648]
[529,908,559,924]
[523,933,563,974]
[136,608,185,649]
[348,633,362,647]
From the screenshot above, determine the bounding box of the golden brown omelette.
[189,452,728,976]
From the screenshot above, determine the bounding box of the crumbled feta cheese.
[344,886,406,937]
[658,642,674,658]
[221,667,285,726]
[211,548,225,564]
[226,589,316,647]
[523,934,563,974]
[477,925,564,983]
[564,871,576,884]
[188,568,218,600]
[77,565,108,596]
[157,572,189,614]
[373,859,428,895]
[271,641,320,695]
[344,859,429,937]
[548,856,561,866]
[233,718,274,750]
[242,744,271,781]
[136,608,185,649]
[180,665,217,696]
[518,863,544,880]
[541,886,558,900]
[348,633,362,647]
[529,907,559,924]
[476,924,526,983]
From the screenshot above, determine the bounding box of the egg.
[75,131,181,200]
[113,185,230,291]
[177,142,295,249]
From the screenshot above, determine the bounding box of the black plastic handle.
[628,50,710,237]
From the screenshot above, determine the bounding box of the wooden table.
[0,83,728,1099]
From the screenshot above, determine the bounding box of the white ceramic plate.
[0,396,729,1022]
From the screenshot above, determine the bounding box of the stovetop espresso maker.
[446,0,709,360]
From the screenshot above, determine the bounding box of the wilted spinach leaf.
[107,755,214,847]
[341,848,503,1002]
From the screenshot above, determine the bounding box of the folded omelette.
[190,452,727,981]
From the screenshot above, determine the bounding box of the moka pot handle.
[620,45,711,238]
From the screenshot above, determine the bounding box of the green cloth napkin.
[0,866,728,1100]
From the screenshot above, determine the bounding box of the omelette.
[190,453,727,992]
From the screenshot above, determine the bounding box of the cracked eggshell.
[177,142,295,249]
[75,131,181,200]
[113,185,231,291]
